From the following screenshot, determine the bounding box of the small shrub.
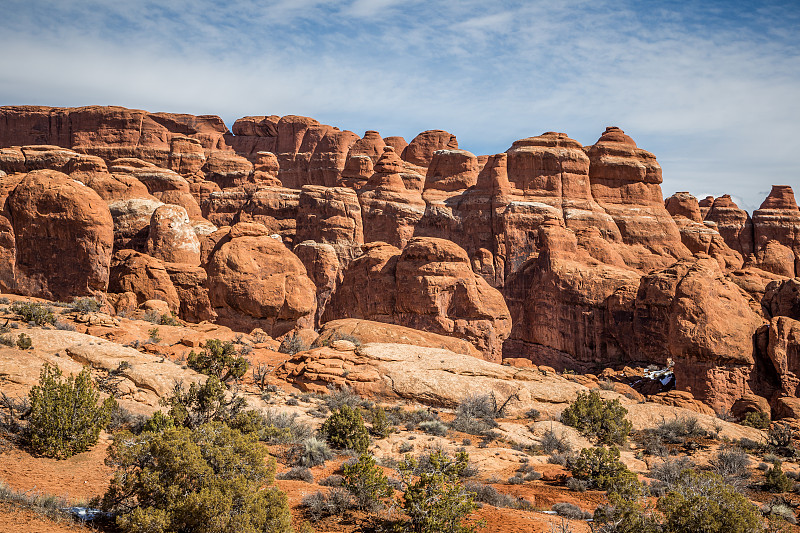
[324,384,369,412]
[652,416,707,444]
[566,477,588,492]
[158,312,179,326]
[141,410,175,433]
[320,474,343,487]
[296,437,333,467]
[0,334,14,347]
[321,405,371,453]
[450,394,501,436]
[107,405,148,434]
[649,456,695,487]
[16,333,32,350]
[187,339,249,383]
[397,449,480,533]
[552,502,591,520]
[526,408,541,420]
[69,297,99,314]
[369,406,393,438]
[768,423,796,454]
[765,461,793,493]
[279,332,309,355]
[419,419,449,436]
[302,489,353,521]
[548,452,571,466]
[464,481,525,509]
[742,410,771,430]
[763,499,797,526]
[11,301,55,326]
[146,326,161,343]
[524,470,543,481]
[54,320,76,331]
[343,452,392,512]
[657,470,763,533]
[27,363,115,458]
[540,427,572,454]
[277,466,314,483]
[709,447,751,487]
[567,446,636,491]
[560,390,632,444]
[230,409,311,444]
[252,363,272,392]
[163,376,246,429]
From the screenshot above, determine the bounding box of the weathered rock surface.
[325,237,511,361]
[315,318,480,357]
[504,225,641,370]
[205,222,316,336]
[146,204,201,265]
[752,185,800,277]
[358,147,426,248]
[401,130,458,168]
[7,170,114,299]
[586,127,690,271]
[108,250,180,313]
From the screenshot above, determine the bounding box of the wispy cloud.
[0,0,797,207]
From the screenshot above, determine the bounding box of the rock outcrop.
[752,185,800,277]
[325,237,511,361]
[7,170,114,299]
[4,105,800,420]
[205,222,316,336]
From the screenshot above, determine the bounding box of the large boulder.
[295,185,364,266]
[205,222,317,336]
[763,278,800,320]
[324,237,511,361]
[7,170,113,299]
[401,130,458,168]
[146,204,201,265]
[633,257,766,411]
[108,250,180,313]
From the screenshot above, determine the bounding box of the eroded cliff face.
[1,104,799,415]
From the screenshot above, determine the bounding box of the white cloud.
[0,0,797,208]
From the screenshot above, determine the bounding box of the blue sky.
[0,0,798,210]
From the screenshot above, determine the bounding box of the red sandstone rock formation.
[205,222,316,336]
[503,225,640,370]
[7,170,114,299]
[324,237,511,361]
[752,185,800,277]
[0,105,230,167]
[358,147,425,248]
[665,192,743,270]
[4,105,800,419]
[146,204,201,266]
[763,278,800,320]
[108,250,181,313]
[586,127,690,271]
[705,194,754,258]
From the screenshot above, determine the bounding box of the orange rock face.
[4,104,800,419]
[205,222,317,336]
[752,185,800,277]
[7,170,114,299]
[325,237,511,361]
